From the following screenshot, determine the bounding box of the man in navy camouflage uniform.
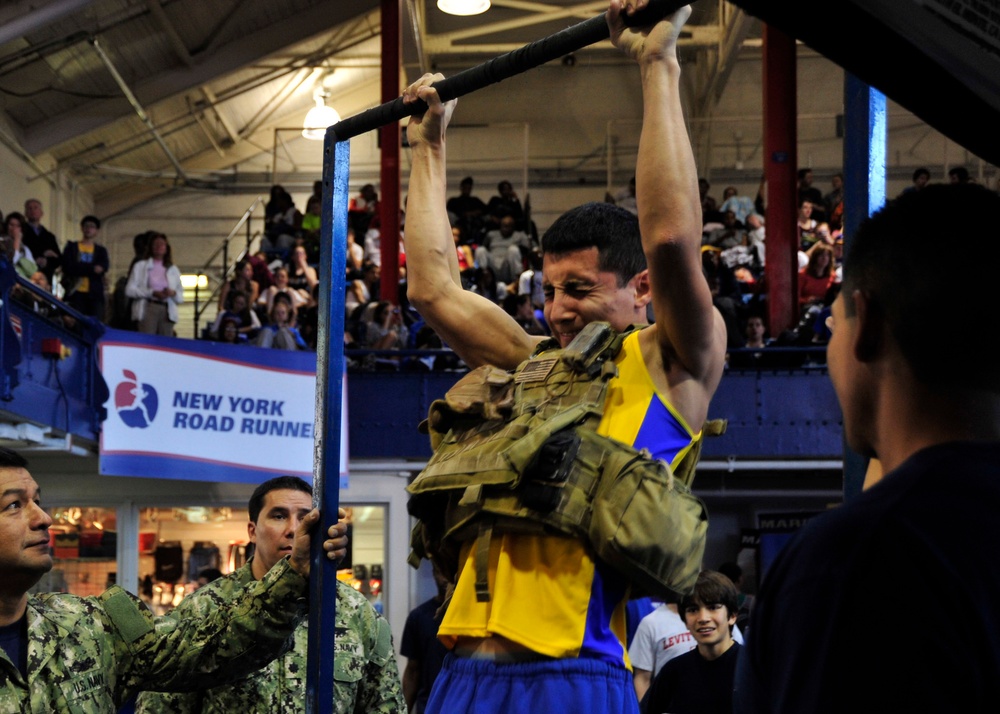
[0,447,347,712]
[137,476,405,714]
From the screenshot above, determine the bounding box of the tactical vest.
[406,322,725,602]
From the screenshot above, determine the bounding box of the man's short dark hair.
[948,166,969,183]
[913,167,930,182]
[540,202,645,287]
[248,476,312,523]
[681,570,739,620]
[843,183,1000,391]
[80,215,101,229]
[0,446,28,469]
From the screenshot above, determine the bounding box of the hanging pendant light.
[302,90,341,141]
[437,0,491,16]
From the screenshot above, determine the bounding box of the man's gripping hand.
[608,0,691,64]
[403,73,456,151]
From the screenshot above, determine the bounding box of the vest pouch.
[587,431,709,600]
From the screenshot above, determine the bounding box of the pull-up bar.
[328,0,692,142]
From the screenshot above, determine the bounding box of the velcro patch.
[102,588,153,644]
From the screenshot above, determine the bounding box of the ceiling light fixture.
[302,90,341,141]
[437,0,491,16]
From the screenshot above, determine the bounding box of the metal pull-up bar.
[328,0,692,142]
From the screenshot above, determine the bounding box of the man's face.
[542,247,646,347]
[460,180,473,196]
[684,599,736,649]
[801,170,813,187]
[24,201,43,223]
[82,221,99,239]
[826,293,872,457]
[499,216,515,237]
[0,468,54,581]
[916,173,929,189]
[248,488,313,576]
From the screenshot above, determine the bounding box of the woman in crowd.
[216,316,242,345]
[217,258,260,314]
[286,244,318,301]
[211,289,260,341]
[3,212,38,279]
[798,242,838,311]
[125,232,183,336]
[258,265,309,318]
[254,294,306,350]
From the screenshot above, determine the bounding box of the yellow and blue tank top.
[438,330,699,665]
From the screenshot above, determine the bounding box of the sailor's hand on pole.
[323,507,350,565]
[289,508,321,577]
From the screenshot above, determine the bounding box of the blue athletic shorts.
[424,654,640,714]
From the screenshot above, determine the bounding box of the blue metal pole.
[841,72,886,501]
[306,136,350,714]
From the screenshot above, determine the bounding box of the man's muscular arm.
[403,75,543,370]
[610,0,727,389]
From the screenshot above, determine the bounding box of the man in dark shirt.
[735,184,1000,713]
[446,176,487,243]
[401,560,451,714]
[22,199,61,283]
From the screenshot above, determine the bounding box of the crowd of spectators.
[3,166,987,367]
[621,165,993,370]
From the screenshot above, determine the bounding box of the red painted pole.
[762,24,798,335]
[379,0,401,306]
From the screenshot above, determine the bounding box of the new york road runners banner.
[99,329,347,485]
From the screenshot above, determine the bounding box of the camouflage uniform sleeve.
[111,557,307,698]
[134,689,202,714]
[356,616,406,714]
[338,586,405,714]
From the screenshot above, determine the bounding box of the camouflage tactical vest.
[406,322,725,602]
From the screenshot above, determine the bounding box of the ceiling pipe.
[90,36,191,184]
[404,0,428,73]
[0,0,96,47]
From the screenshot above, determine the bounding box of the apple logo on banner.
[114,370,159,428]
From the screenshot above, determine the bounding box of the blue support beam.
[306,136,350,714]
[841,72,887,500]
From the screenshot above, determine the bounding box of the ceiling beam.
[147,0,194,68]
[22,0,379,155]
